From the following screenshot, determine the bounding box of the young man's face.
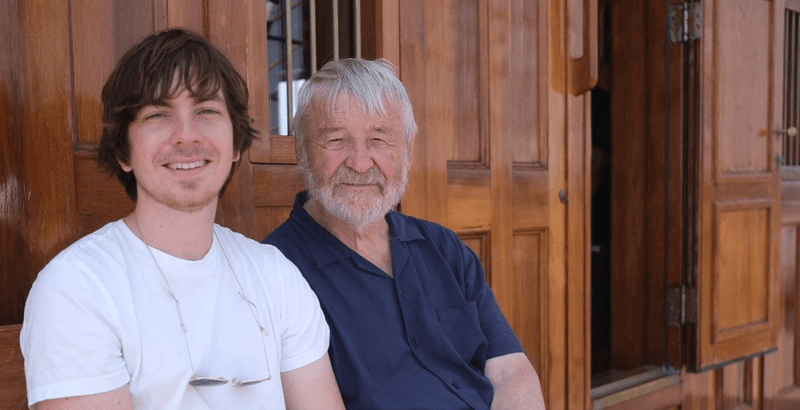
[301,94,411,228]
[121,87,238,213]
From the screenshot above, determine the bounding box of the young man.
[20,29,344,410]
[264,58,546,410]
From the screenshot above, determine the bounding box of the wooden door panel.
[695,0,782,371]
[765,208,800,408]
[713,203,772,339]
[715,2,774,177]
[398,0,568,406]
[71,0,161,148]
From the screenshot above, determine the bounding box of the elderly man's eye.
[324,139,348,150]
[370,138,389,148]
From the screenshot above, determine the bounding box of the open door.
[690,0,782,372]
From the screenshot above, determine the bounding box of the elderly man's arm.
[282,353,346,410]
[485,352,546,410]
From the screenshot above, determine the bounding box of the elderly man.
[21,29,344,410]
[264,58,546,410]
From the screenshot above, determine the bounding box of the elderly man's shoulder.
[388,211,465,246]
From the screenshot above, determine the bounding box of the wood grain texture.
[696,0,781,371]
[0,0,29,327]
[0,325,26,410]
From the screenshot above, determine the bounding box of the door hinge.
[667,285,698,326]
[668,2,702,44]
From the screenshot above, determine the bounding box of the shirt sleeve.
[452,232,525,359]
[20,257,130,406]
[272,251,331,372]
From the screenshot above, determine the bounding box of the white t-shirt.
[20,220,329,409]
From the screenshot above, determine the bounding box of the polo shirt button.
[452,381,461,389]
[411,339,419,347]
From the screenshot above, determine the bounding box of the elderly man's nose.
[345,143,374,172]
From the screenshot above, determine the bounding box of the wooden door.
[0,0,271,300]
[692,0,782,372]
[592,0,789,409]
[383,0,592,409]
[1,1,270,407]
[765,0,800,408]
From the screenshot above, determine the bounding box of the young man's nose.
[170,115,202,144]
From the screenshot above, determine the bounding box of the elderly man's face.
[300,95,411,228]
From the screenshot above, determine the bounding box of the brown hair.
[96,28,257,201]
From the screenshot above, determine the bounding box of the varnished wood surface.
[5,0,800,409]
[695,0,781,371]
[0,325,27,410]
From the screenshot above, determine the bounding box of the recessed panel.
[505,0,543,165]
[715,0,771,175]
[511,229,546,371]
[254,206,292,241]
[446,168,491,230]
[252,163,305,207]
[714,206,770,339]
[444,0,482,164]
[72,0,157,146]
[458,230,490,285]
[75,155,134,237]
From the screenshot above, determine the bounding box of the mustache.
[330,166,387,186]
[154,146,216,163]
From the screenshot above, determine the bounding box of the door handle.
[568,0,598,95]
[776,125,798,139]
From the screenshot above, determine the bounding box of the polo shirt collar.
[290,191,425,270]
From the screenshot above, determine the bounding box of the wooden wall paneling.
[207,0,268,239]
[399,0,459,225]
[694,0,781,370]
[0,325,26,410]
[71,1,158,238]
[765,218,800,406]
[397,0,560,406]
[547,0,568,407]
[20,0,77,311]
[0,0,29,327]
[767,1,800,407]
[373,0,400,65]
[665,0,687,370]
[511,229,547,377]
[165,0,204,34]
[486,0,555,404]
[565,92,590,409]
[643,0,677,368]
[71,0,156,148]
[682,370,716,410]
[609,0,648,370]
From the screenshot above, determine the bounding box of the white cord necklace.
[132,217,272,386]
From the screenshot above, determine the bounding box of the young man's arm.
[281,353,345,410]
[485,352,546,410]
[33,384,133,410]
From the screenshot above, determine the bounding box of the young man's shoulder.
[39,220,129,276]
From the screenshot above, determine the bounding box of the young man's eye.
[198,108,220,115]
[143,112,167,120]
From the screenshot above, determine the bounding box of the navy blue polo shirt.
[264,192,524,410]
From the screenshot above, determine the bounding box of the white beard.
[300,152,410,230]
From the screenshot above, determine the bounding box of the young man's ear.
[118,158,132,173]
